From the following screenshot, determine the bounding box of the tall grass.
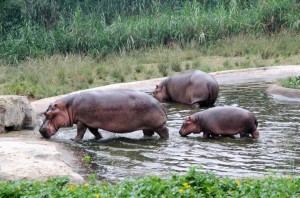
[1,0,299,64]
[1,33,300,99]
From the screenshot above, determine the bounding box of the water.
[51,81,300,181]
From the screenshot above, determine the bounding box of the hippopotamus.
[39,89,169,141]
[152,70,219,107]
[179,106,259,139]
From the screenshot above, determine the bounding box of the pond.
[52,81,300,181]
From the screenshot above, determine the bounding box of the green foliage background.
[1,0,300,64]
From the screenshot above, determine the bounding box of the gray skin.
[39,89,169,142]
[153,70,219,107]
[179,106,259,139]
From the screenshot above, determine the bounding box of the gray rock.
[267,84,300,98]
[0,95,35,133]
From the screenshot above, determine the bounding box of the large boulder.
[0,95,34,133]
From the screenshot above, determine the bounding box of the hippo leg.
[211,133,221,138]
[143,130,155,137]
[240,133,251,138]
[203,132,210,138]
[191,103,200,108]
[221,134,236,139]
[155,126,169,140]
[88,127,102,140]
[73,121,88,142]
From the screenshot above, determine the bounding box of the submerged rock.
[267,84,300,98]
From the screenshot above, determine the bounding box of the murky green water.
[52,81,300,181]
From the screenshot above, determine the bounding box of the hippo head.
[179,116,201,136]
[152,84,167,102]
[251,130,260,139]
[39,102,71,139]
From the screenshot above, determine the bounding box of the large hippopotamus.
[39,89,169,141]
[179,106,259,139]
[152,70,219,107]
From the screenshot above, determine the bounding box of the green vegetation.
[1,0,300,64]
[280,76,300,89]
[82,154,92,164]
[1,33,300,99]
[0,168,299,197]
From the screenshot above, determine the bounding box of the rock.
[0,138,84,182]
[267,84,300,98]
[0,95,35,133]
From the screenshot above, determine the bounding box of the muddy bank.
[1,65,299,182]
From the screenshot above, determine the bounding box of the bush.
[0,168,299,197]
[280,76,300,89]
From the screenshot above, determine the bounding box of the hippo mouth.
[179,130,188,137]
[39,119,58,139]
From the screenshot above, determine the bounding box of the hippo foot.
[143,130,155,137]
[71,135,84,142]
[155,127,169,140]
[191,103,200,108]
[240,133,251,139]
[94,136,102,140]
[251,130,260,139]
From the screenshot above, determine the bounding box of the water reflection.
[51,81,300,181]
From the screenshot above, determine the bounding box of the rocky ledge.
[266,84,300,99]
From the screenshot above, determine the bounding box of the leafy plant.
[280,76,300,89]
[82,155,92,164]
[0,168,299,197]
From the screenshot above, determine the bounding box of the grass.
[280,76,300,89]
[1,33,300,99]
[1,0,300,64]
[0,167,299,197]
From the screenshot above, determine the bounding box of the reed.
[1,0,299,64]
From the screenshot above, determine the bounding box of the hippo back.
[72,89,167,132]
[165,70,219,105]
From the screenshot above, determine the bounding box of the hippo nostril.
[39,131,50,139]
[179,131,186,137]
[39,127,51,139]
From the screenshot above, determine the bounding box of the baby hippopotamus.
[179,106,259,139]
[39,89,169,141]
[152,70,219,107]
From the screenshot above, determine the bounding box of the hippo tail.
[254,116,258,127]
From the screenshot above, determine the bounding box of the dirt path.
[1,65,299,182]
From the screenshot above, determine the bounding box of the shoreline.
[1,65,300,182]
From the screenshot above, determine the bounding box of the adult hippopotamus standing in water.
[152,70,219,107]
[39,89,169,142]
[179,106,259,139]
